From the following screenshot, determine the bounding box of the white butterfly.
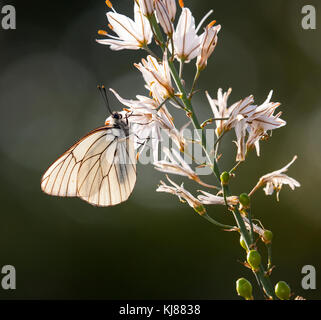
[41,87,136,207]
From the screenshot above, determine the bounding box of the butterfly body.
[41,111,136,207]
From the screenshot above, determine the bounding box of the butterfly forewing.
[41,125,136,207]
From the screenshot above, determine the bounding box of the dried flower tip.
[98,30,108,36]
[105,0,113,8]
[207,20,216,27]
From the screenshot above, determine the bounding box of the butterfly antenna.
[97,85,113,115]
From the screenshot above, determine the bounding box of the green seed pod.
[247,250,261,272]
[220,171,230,185]
[239,235,248,251]
[239,193,250,208]
[262,230,273,244]
[275,281,291,300]
[236,278,253,300]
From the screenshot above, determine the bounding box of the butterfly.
[40,86,136,207]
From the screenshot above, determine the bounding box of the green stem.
[229,161,242,174]
[149,14,165,50]
[189,68,201,99]
[247,208,254,244]
[202,213,235,230]
[267,243,272,270]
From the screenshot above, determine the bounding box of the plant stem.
[202,213,235,230]
[247,208,254,244]
[149,15,277,298]
[189,68,201,99]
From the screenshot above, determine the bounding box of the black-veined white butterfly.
[40,86,136,207]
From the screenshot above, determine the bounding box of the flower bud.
[236,278,253,300]
[239,235,247,251]
[220,171,230,185]
[275,281,291,300]
[163,0,176,22]
[196,22,221,71]
[155,0,174,36]
[139,0,155,17]
[262,230,273,244]
[247,250,261,272]
[239,193,250,208]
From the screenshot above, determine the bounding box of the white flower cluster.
[206,88,286,161]
[97,0,300,212]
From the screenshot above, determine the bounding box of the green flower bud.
[275,281,291,300]
[247,250,261,272]
[239,193,250,208]
[239,235,248,251]
[236,278,253,300]
[262,230,273,244]
[220,171,230,185]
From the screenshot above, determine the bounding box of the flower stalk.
[97,0,301,300]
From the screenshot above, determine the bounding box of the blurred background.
[0,0,320,299]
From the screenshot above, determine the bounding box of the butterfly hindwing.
[41,126,136,206]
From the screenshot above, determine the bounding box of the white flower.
[156,176,206,215]
[234,119,248,162]
[196,21,221,71]
[172,8,201,62]
[162,0,176,22]
[198,190,238,206]
[154,148,219,188]
[154,147,197,179]
[227,95,256,126]
[155,0,174,36]
[166,121,190,152]
[207,89,286,161]
[135,53,174,101]
[249,156,300,201]
[138,0,155,17]
[206,89,255,137]
[246,91,286,156]
[96,2,152,50]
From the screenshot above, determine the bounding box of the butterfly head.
[105,111,129,127]
[112,112,122,120]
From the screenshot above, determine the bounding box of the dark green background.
[0,0,320,299]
